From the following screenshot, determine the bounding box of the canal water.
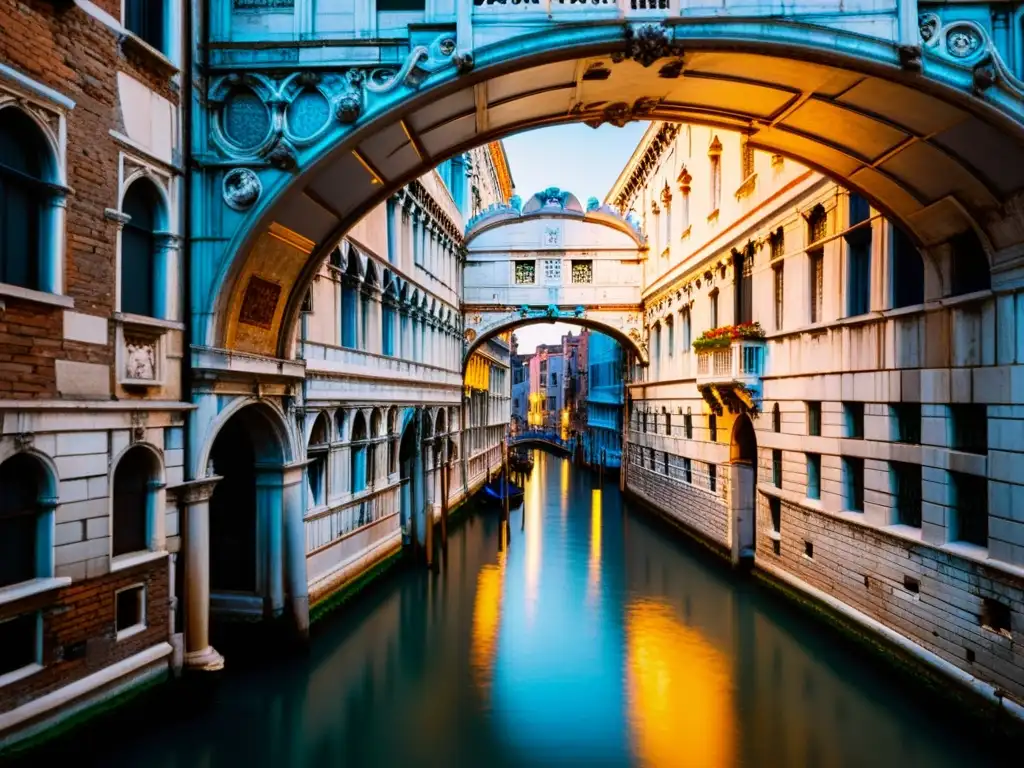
[14,452,1008,767]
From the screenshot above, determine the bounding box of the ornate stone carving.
[125,337,157,381]
[974,59,997,91]
[453,51,475,75]
[658,59,684,79]
[334,92,362,124]
[917,13,1024,100]
[266,141,297,171]
[222,168,262,211]
[238,275,282,329]
[13,433,33,451]
[617,24,682,69]
[946,27,982,58]
[130,411,149,443]
[897,44,922,72]
[584,97,659,129]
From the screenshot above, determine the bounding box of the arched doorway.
[208,405,286,598]
[730,414,758,567]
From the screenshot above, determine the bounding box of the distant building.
[585,332,625,471]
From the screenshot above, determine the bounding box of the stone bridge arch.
[196,8,1024,362]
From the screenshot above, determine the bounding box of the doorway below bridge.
[730,413,758,568]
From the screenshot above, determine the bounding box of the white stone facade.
[615,121,1024,704]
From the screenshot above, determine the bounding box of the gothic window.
[740,136,755,180]
[680,308,691,352]
[112,446,160,557]
[708,137,723,212]
[773,262,784,331]
[733,245,753,325]
[678,168,692,234]
[710,290,719,329]
[846,194,871,317]
[685,408,693,439]
[891,225,924,308]
[665,315,674,358]
[515,260,536,285]
[121,178,163,318]
[307,413,329,508]
[0,453,51,588]
[382,300,396,356]
[772,403,781,433]
[125,0,167,53]
[0,109,50,291]
[709,414,718,442]
[807,205,826,323]
[351,411,368,493]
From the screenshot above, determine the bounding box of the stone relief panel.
[238,275,282,330]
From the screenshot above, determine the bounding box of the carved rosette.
[222,168,262,211]
[334,93,362,124]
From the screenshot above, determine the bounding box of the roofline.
[604,121,664,209]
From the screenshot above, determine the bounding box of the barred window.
[514,260,535,284]
[571,260,593,284]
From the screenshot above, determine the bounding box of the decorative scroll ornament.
[365,34,468,92]
[918,13,1024,98]
[222,168,262,211]
[615,24,683,68]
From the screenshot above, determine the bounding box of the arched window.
[351,411,367,493]
[387,407,398,475]
[121,178,163,317]
[112,446,160,557]
[307,413,329,507]
[369,410,382,485]
[0,109,51,291]
[0,453,52,587]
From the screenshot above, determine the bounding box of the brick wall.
[627,461,730,549]
[755,492,1024,703]
[0,0,180,399]
[0,558,169,715]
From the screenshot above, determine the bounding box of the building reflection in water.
[470,562,504,699]
[30,453,1003,768]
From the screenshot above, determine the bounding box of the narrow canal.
[15,452,1007,767]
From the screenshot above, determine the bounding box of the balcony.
[695,339,765,390]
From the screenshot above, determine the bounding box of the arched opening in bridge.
[209,404,286,599]
[201,19,1024,360]
[730,414,758,566]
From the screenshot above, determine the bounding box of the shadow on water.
[4,451,1016,767]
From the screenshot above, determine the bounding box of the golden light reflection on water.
[626,599,735,768]
[470,563,504,697]
[524,454,543,625]
[560,458,569,525]
[587,488,602,605]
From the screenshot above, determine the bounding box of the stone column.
[255,465,286,619]
[153,232,183,321]
[412,413,426,556]
[172,477,225,672]
[282,462,310,640]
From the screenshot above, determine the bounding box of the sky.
[500,123,648,354]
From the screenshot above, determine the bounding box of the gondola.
[482,475,525,507]
[509,447,533,473]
